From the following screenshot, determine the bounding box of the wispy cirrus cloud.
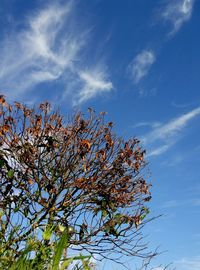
[0,2,79,95]
[143,106,200,144]
[162,0,195,35]
[0,2,113,105]
[146,144,171,157]
[129,50,156,84]
[73,68,113,105]
[161,198,200,209]
[131,121,161,129]
[174,256,200,270]
[141,106,200,156]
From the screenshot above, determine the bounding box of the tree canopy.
[0,96,154,268]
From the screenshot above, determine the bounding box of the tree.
[0,95,154,268]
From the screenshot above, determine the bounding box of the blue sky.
[0,0,200,269]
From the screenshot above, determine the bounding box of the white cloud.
[161,198,200,208]
[147,144,171,157]
[175,256,200,270]
[162,0,195,35]
[0,2,81,96]
[143,106,200,144]
[161,199,185,208]
[132,121,161,129]
[0,2,113,105]
[73,68,113,105]
[142,106,200,156]
[129,50,156,84]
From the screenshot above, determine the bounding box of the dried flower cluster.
[0,96,153,262]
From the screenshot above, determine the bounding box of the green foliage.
[52,230,69,270]
[7,169,14,179]
[0,229,94,270]
[43,225,55,241]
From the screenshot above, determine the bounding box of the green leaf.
[0,210,4,218]
[14,207,20,213]
[114,213,122,221]
[102,210,107,218]
[144,207,150,214]
[60,258,74,270]
[7,169,14,179]
[60,255,91,270]
[52,230,69,270]
[140,207,150,220]
[58,224,65,233]
[81,256,92,270]
[109,202,115,210]
[24,207,29,217]
[42,225,55,241]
